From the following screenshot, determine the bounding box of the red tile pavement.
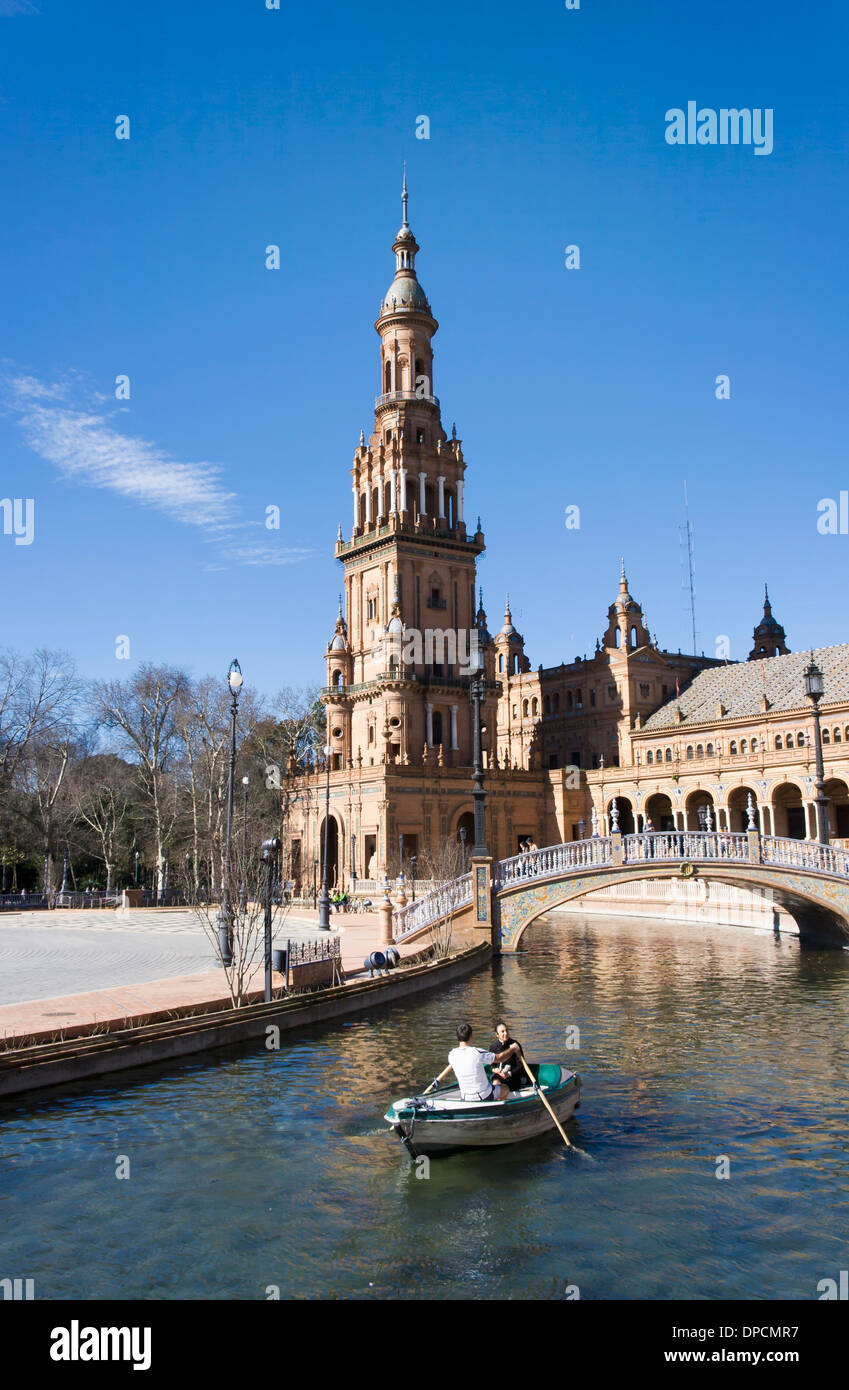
[0,912,423,1047]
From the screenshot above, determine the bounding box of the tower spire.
[402,163,408,227]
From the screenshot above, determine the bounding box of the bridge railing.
[622,831,750,863]
[392,872,473,941]
[495,838,613,887]
[761,835,849,877]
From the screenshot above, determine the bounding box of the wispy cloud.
[0,1,39,15]
[3,371,313,568]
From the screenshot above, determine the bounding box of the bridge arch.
[495,862,849,953]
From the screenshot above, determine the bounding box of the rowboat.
[385,1062,582,1156]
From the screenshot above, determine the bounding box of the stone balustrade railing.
[392,872,473,941]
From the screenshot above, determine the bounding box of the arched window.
[823,728,831,744]
[696,744,704,759]
[554,693,560,713]
[532,697,539,717]
[686,746,694,760]
[730,741,738,755]
[630,626,638,648]
[333,670,343,689]
[665,748,672,762]
[511,655,519,675]
[523,699,529,718]
[498,654,504,672]
[657,748,663,763]
[544,695,551,716]
[368,724,375,744]
[741,739,748,754]
[615,629,621,648]
[646,750,653,765]
[797,732,806,747]
[750,738,757,753]
[432,710,443,746]
[706,743,714,756]
[786,734,794,749]
[576,689,583,708]
[384,361,392,393]
[844,726,849,741]
[567,691,573,709]
[775,735,783,750]
[834,728,842,743]
[512,705,517,718]
[590,689,596,707]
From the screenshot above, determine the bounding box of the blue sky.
[1,0,847,698]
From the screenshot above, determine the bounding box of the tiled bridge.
[391,831,849,951]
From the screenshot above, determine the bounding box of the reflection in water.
[1,912,848,1300]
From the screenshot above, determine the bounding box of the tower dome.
[748,585,789,660]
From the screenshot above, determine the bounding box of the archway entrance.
[609,798,634,834]
[456,810,475,871]
[320,816,340,889]
[825,778,849,841]
[644,792,674,832]
[772,783,805,840]
[728,786,760,833]
[686,789,716,831]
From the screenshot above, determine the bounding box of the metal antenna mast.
[680,481,697,654]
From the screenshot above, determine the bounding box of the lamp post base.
[217,905,233,967]
[317,889,331,930]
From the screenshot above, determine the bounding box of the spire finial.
[359,428,365,447]
[620,557,627,588]
[505,592,512,618]
[402,163,408,226]
[764,582,771,610]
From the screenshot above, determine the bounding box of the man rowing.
[447,1022,521,1102]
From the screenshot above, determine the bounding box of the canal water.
[2,913,848,1300]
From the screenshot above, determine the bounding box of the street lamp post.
[804,653,830,844]
[262,837,281,1003]
[459,824,467,871]
[410,855,417,900]
[134,851,139,886]
[217,658,243,966]
[469,645,488,857]
[351,832,357,895]
[240,775,250,912]
[318,743,332,928]
[312,857,317,908]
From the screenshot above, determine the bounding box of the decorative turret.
[325,599,352,687]
[601,561,652,652]
[495,594,530,676]
[748,585,789,660]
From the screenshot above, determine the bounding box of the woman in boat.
[447,1023,520,1102]
[490,1020,526,1093]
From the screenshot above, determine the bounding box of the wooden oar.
[423,1065,452,1095]
[520,1054,573,1149]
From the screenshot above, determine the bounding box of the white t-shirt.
[448,1045,496,1100]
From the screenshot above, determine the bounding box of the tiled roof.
[641,645,849,732]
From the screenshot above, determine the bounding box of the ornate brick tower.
[327,176,490,772]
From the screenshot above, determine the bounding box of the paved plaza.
[0,907,350,1007]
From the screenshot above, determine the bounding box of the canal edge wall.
[0,942,492,1100]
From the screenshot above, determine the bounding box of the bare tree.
[418,837,467,958]
[95,665,190,895]
[0,649,80,794]
[187,838,291,1007]
[69,753,135,892]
